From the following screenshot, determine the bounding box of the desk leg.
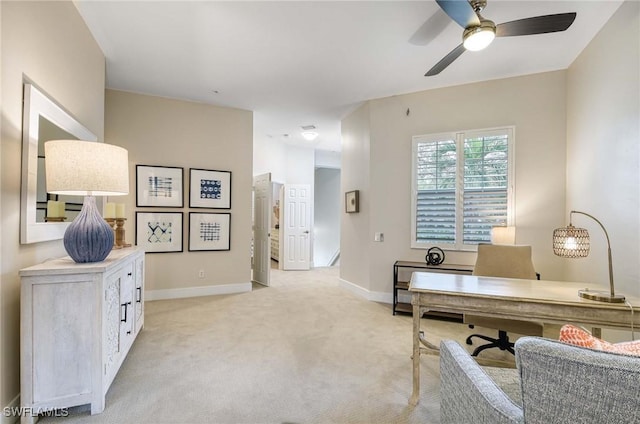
[409,299,421,406]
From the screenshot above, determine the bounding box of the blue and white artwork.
[200,179,222,200]
[189,212,230,251]
[199,222,221,241]
[136,165,183,207]
[136,212,183,253]
[147,221,172,243]
[189,169,231,209]
[148,176,173,198]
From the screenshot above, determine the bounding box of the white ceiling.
[74,1,623,153]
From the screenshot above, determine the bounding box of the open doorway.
[314,167,341,267]
[270,181,282,269]
[252,157,341,284]
[253,137,342,278]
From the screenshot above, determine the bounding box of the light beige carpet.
[40,266,527,424]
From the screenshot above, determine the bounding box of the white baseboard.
[2,394,20,424]
[146,282,252,301]
[339,278,392,304]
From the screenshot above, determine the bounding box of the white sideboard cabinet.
[20,247,145,424]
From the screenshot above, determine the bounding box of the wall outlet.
[198,270,205,279]
[374,232,384,242]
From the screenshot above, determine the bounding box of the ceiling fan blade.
[436,0,480,29]
[409,8,450,46]
[425,44,466,77]
[496,13,577,37]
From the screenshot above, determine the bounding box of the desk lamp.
[553,210,624,303]
[44,140,129,263]
[491,225,515,245]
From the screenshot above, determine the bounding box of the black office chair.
[465,243,543,357]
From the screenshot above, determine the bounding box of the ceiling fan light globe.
[463,26,495,51]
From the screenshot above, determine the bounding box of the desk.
[408,272,640,406]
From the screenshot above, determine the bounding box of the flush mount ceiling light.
[301,131,318,141]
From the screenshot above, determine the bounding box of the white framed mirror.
[21,83,98,244]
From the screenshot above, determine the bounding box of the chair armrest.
[440,340,524,424]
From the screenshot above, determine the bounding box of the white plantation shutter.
[462,132,509,243]
[412,128,513,250]
[414,137,457,244]
[416,190,456,243]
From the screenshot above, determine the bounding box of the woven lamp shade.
[553,224,590,258]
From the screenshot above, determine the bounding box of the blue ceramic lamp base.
[64,196,114,263]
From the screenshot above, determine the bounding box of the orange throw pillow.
[559,324,640,356]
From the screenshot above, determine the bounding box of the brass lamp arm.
[570,210,615,297]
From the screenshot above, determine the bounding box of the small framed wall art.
[189,168,232,209]
[188,212,231,251]
[345,190,360,213]
[135,212,183,253]
[136,165,184,207]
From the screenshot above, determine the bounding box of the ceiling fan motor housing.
[469,0,487,13]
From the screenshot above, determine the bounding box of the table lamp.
[491,225,515,245]
[44,140,129,263]
[553,210,624,303]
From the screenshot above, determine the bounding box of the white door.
[252,173,271,286]
[282,184,311,270]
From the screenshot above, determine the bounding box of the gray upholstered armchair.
[440,337,640,424]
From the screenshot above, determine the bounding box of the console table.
[20,248,145,423]
[408,272,640,406]
[393,260,473,315]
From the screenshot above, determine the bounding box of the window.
[411,127,514,250]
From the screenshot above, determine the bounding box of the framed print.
[345,190,359,213]
[189,212,231,251]
[136,165,184,207]
[136,212,183,253]
[189,168,232,209]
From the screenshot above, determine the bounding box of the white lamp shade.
[45,140,129,196]
[491,226,516,245]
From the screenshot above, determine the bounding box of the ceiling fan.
[425,0,577,76]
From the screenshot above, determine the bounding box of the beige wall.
[105,90,253,296]
[566,1,639,304]
[0,1,105,412]
[0,1,4,405]
[341,72,568,297]
[340,102,372,295]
